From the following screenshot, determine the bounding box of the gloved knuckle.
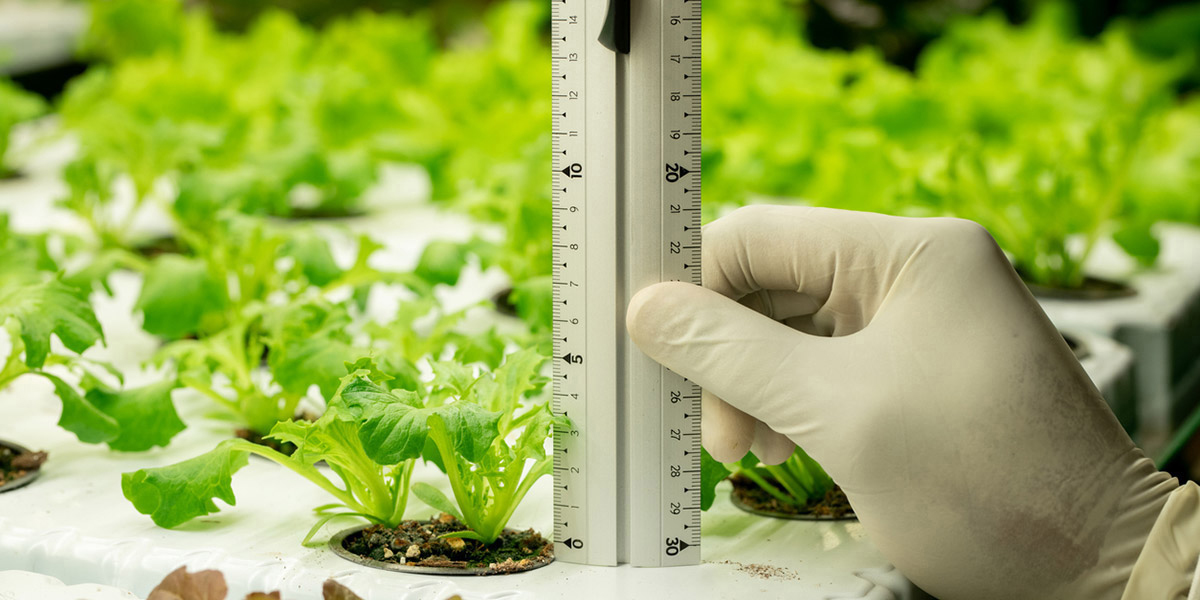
[928,218,1002,257]
[726,203,775,221]
[709,204,785,236]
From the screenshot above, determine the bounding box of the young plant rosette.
[122,350,566,572]
[701,447,855,520]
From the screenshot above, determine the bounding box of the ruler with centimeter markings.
[551,0,702,567]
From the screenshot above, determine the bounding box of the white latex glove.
[626,206,1181,599]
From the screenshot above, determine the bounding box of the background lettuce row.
[703,1,1200,289]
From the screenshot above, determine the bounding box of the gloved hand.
[625,205,1180,599]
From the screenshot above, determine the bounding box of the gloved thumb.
[626,281,854,462]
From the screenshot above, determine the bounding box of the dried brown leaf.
[244,593,282,600]
[322,580,364,600]
[147,566,228,600]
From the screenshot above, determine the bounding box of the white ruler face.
[551,0,702,567]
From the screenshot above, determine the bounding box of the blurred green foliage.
[81,0,186,61]
[704,1,1200,289]
[79,0,505,62]
[1129,2,1200,91]
[63,0,552,333]
[192,0,500,35]
[56,0,1200,295]
[787,0,1200,83]
[0,79,47,175]
[66,7,437,220]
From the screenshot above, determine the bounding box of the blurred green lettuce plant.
[0,79,47,176]
[703,2,1198,289]
[698,446,838,515]
[0,216,183,451]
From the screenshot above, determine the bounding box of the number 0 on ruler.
[551,0,703,567]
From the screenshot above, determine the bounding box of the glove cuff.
[1122,481,1200,600]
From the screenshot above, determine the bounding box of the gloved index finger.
[626,280,859,453]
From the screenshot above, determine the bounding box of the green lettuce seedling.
[154,295,362,438]
[698,446,835,512]
[123,359,422,543]
[0,220,182,450]
[64,4,442,221]
[135,213,388,340]
[134,211,432,438]
[0,79,47,177]
[701,2,1197,288]
[134,216,360,435]
[122,352,564,546]
[411,349,565,544]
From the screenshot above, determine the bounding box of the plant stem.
[326,422,397,521]
[740,468,802,507]
[429,417,490,540]
[764,463,812,503]
[189,381,241,415]
[0,347,29,389]
[386,461,416,527]
[228,439,365,512]
[490,455,552,542]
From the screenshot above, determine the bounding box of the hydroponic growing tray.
[1037,223,1200,448]
[0,349,924,600]
[0,164,929,598]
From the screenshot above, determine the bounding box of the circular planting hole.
[0,440,46,494]
[131,235,186,259]
[235,428,299,457]
[1023,276,1136,301]
[1062,331,1091,361]
[729,473,856,521]
[237,411,319,459]
[492,287,519,318]
[329,514,554,576]
[280,206,370,220]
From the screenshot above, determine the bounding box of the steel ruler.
[551,0,702,567]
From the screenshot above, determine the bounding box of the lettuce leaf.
[85,379,184,452]
[122,440,251,528]
[136,255,227,339]
[36,372,120,445]
[0,280,104,369]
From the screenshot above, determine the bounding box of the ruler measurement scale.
[551,0,619,566]
[551,0,702,567]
